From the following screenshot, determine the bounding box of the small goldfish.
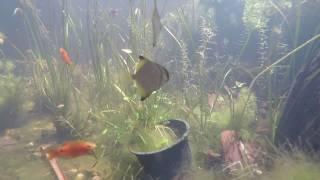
[44,140,96,160]
[59,48,73,65]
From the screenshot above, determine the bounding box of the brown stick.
[40,146,67,180]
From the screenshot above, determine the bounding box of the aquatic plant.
[9,0,320,179]
[0,60,24,132]
[211,87,257,140]
[260,150,320,180]
[161,1,258,151]
[19,0,93,139]
[80,1,182,177]
[243,0,292,31]
[32,55,91,138]
[19,0,54,56]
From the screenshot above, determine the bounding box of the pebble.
[75,173,86,180]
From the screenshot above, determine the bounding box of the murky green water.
[1,0,320,179]
[0,114,112,180]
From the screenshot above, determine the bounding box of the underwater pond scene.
[1,0,320,179]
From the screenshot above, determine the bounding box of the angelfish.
[132,55,169,101]
[152,0,162,47]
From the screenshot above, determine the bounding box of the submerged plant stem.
[249,34,320,90]
[240,34,320,124]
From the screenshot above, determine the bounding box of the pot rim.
[129,119,190,155]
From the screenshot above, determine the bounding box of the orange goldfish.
[44,140,96,160]
[59,48,73,65]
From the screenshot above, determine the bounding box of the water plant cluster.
[0,0,319,179]
[0,60,24,132]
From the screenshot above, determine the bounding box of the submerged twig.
[40,146,67,180]
[49,158,67,180]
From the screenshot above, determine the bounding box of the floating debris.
[121,48,132,54]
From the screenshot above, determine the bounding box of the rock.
[27,142,34,147]
[220,130,263,175]
[75,173,86,180]
[220,130,242,165]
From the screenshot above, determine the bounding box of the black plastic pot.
[130,119,191,180]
